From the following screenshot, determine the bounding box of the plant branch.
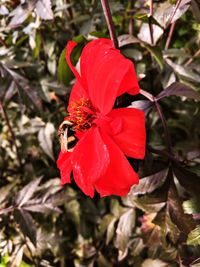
[166,0,182,28]
[165,22,176,49]
[100,0,119,49]
[140,89,154,102]
[128,0,134,35]
[148,0,154,45]
[185,48,200,66]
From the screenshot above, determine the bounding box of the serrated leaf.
[115,209,135,260]
[173,163,200,195]
[134,196,166,213]
[38,122,55,160]
[168,181,196,235]
[130,168,169,196]
[35,0,54,20]
[3,65,42,110]
[166,59,200,83]
[187,225,200,246]
[157,82,200,100]
[13,209,37,247]
[15,177,43,207]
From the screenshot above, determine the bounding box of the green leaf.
[144,44,164,70]
[57,48,74,86]
[187,225,200,246]
[57,36,86,86]
[183,197,200,215]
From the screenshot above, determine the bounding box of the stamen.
[67,98,96,132]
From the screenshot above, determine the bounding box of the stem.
[166,0,182,28]
[128,0,134,35]
[140,89,154,102]
[0,102,22,167]
[185,48,200,66]
[100,0,119,49]
[165,22,176,50]
[148,0,154,45]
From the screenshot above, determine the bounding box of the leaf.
[168,181,196,235]
[0,183,15,208]
[106,217,117,245]
[22,203,61,214]
[118,34,140,47]
[129,100,152,113]
[57,48,74,86]
[137,23,164,45]
[133,196,166,213]
[15,177,43,207]
[35,0,54,20]
[154,207,180,244]
[57,38,85,86]
[143,44,164,70]
[9,2,34,27]
[38,122,55,160]
[130,168,169,196]
[7,245,24,267]
[115,209,135,260]
[165,58,200,83]
[141,259,169,267]
[173,163,200,195]
[13,209,37,247]
[3,65,42,110]
[183,197,200,215]
[157,82,200,100]
[187,225,200,246]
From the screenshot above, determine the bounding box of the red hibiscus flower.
[57,38,146,198]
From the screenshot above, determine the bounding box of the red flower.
[57,38,146,198]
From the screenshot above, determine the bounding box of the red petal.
[71,127,110,197]
[57,151,72,185]
[94,130,139,197]
[68,80,88,107]
[65,41,82,84]
[80,38,140,115]
[108,108,146,159]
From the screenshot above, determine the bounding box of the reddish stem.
[100,0,119,49]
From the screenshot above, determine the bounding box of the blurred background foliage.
[0,0,200,266]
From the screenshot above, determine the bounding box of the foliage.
[0,0,200,266]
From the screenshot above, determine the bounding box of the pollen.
[67,98,96,132]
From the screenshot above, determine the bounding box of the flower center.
[67,98,96,132]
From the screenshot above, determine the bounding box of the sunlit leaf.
[38,122,55,160]
[187,225,200,246]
